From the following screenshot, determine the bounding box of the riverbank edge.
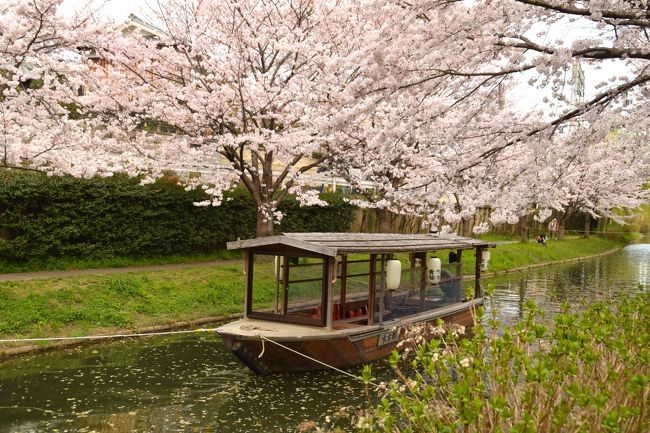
[1,245,624,360]
[0,313,242,359]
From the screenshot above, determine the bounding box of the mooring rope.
[2,329,381,390]
[258,335,382,389]
[0,328,218,343]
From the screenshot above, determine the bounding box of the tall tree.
[324,0,649,233]
[80,0,359,237]
[0,0,110,177]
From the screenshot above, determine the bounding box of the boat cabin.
[226,232,492,331]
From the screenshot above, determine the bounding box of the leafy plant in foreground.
[357,291,650,433]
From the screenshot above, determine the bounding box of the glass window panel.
[250,254,282,315]
[249,253,325,325]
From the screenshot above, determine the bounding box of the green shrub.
[358,291,650,433]
[0,170,355,263]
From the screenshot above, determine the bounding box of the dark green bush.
[278,191,355,233]
[0,170,355,262]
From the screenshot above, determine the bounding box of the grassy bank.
[0,250,243,274]
[0,236,627,344]
[463,235,624,275]
[0,264,247,343]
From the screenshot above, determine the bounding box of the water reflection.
[0,242,647,432]
[485,241,649,325]
[0,335,373,433]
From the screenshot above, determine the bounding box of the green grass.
[0,236,628,343]
[0,250,243,274]
[0,264,251,341]
[462,235,623,275]
[475,233,519,242]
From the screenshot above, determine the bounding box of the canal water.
[1,242,648,433]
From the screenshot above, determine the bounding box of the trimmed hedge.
[0,171,355,262]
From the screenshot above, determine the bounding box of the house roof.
[227,232,492,257]
[123,14,166,39]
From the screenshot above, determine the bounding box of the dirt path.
[0,260,238,282]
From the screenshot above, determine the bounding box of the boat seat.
[336,314,368,324]
[333,322,364,330]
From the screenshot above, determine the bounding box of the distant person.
[536,234,547,246]
[548,218,559,239]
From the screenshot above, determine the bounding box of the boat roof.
[227,232,492,257]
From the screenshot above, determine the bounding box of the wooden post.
[379,254,386,325]
[456,249,464,301]
[409,253,416,289]
[274,255,281,314]
[244,251,251,319]
[475,247,483,298]
[326,257,336,330]
[340,255,348,320]
[369,254,377,323]
[419,252,427,309]
[282,256,289,315]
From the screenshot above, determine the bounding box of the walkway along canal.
[0,241,648,433]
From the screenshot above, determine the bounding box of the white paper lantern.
[386,259,402,290]
[481,250,491,271]
[427,257,441,284]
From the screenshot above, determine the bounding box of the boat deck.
[217,298,482,341]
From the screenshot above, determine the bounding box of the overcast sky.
[60,0,148,21]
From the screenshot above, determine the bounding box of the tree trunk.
[460,217,472,237]
[376,208,392,233]
[256,211,274,238]
[558,220,566,240]
[584,214,590,239]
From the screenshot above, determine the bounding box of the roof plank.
[227,233,490,256]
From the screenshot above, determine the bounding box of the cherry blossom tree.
[322,0,649,234]
[2,0,647,239]
[77,0,363,237]
[0,0,118,177]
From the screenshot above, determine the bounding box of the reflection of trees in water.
[517,277,526,321]
[486,245,649,327]
[639,260,649,289]
[85,413,137,433]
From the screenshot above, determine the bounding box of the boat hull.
[219,299,481,374]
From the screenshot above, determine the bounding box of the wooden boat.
[217,232,493,374]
